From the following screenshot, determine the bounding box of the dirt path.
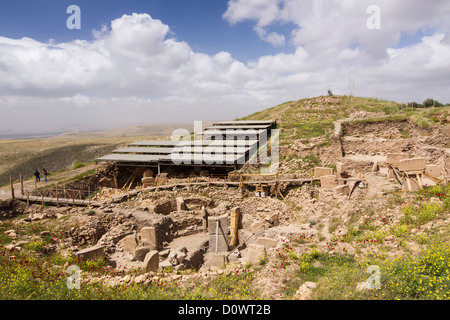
[1,163,97,200]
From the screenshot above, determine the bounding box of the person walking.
[34,169,40,182]
[43,168,48,182]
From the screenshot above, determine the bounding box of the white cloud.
[0,4,450,136]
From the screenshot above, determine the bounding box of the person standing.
[34,169,40,182]
[43,168,48,182]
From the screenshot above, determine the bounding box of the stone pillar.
[123,235,137,257]
[208,214,229,253]
[143,251,159,272]
[336,162,345,178]
[201,206,208,231]
[320,175,338,189]
[176,197,185,211]
[230,207,240,247]
[140,227,157,250]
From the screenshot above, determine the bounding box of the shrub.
[73,162,86,169]
[391,225,410,238]
[407,102,423,108]
[25,239,45,252]
[423,98,442,108]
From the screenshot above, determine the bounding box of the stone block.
[208,214,229,253]
[143,251,159,272]
[320,175,338,189]
[139,200,156,213]
[314,167,334,178]
[207,214,228,235]
[133,245,151,262]
[336,162,345,175]
[426,165,442,178]
[141,177,155,187]
[76,245,104,260]
[140,227,157,250]
[159,260,173,269]
[254,237,278,250]
[208,234,229,253]
[143,169,154,178]
[250,221,265,234]
[123,235,137,256]
[176,197,185,211]
[386,153,410,166]
[402,177,420,191]
[333,184,350,197]
[398,157,427,172]
[372,161,379,172]
[204,254,227,268]
[246,244,267,265]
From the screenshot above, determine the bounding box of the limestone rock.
[143,251,159,273]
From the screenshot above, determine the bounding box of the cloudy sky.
[0,0,449,137]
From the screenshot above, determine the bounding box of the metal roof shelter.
[94,120,275,173]
[212,120,276,129]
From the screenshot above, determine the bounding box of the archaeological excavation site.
[1,96,450,300]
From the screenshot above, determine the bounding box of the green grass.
[73,162,86,169]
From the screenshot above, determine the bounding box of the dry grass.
[0,136,155,186]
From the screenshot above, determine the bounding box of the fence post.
[20,174,24,196]
[10,176,14,199]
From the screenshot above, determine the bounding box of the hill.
[0,95,449,301]
[0,122,204,186]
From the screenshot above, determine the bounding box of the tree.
[423,98,442,108]
[327,90,333,96]
[407,102,422,108]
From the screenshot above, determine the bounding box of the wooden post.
[113,175,118,189]
[20,174,24,196]
[88,186,91,207]
[56,192,60,207]
[230,207,240,247]
[41,193,44,206]
[26,192,29,206]
[10,176,14,199]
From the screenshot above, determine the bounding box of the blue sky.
[0,0,449,136]
[0,0,295,61]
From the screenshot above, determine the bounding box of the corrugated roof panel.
[128,140,259,147]
[96,152,245,165]
[113,146,251,155]
[213,120,275,126]
[204,125,270,130]
[96,154,170,163]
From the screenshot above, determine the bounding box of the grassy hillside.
[0,122,202,186]
[240,95,449,142]
[0,136,145,186]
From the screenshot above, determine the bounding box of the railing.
[19,186,98,207]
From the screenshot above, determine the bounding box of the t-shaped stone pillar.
[208,214,229,253]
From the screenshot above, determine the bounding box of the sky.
[0,0,449,137]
